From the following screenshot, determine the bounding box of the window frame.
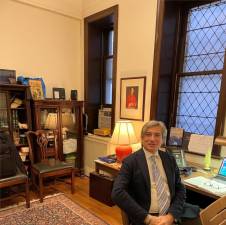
[101,28,114,107]
[151,0,226,157]
[84,5,118,134]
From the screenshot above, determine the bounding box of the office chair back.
[200,195,226,225]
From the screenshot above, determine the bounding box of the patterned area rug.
[0,194,108,225]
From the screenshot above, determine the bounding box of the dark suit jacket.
[111,149,186,225]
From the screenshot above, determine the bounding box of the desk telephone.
[167,148,196,176]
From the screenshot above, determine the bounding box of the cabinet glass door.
[9,90,29,147]
[0,92,9,134]
[62,107,78,166]
[39,107,59,157]
[40,108,58,130]
[0,88,31,164]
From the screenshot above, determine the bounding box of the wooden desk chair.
[200,195,226,225]
[0,149,30,208]
[0,170,30,208]
[26,130,75,202]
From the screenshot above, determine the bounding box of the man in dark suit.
[112,120,186,225]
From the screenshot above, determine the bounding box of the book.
[168,127,184,146]
[98,154,117,164]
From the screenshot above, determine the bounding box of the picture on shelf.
[53,88,65,99]
[29,79,44,100]
[168,127,184,146]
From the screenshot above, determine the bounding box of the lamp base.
[115,145,132,162]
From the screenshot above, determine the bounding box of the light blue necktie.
[150,156,170,215]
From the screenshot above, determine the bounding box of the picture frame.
[28,79,44,100]
[0,69,16,84]
[168,127,184,146]
[53,88,65,99]
[120,76,146,121]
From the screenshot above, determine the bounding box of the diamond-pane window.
[175,0,225,136]
[184,0,226,72]
[176,75,222,135]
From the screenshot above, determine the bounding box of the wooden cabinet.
[32,100,84,173]
[0,84,32,163]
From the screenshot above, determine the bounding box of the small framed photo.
[168,127,184,146]
[53,88,65,99]
[120,76,146,121]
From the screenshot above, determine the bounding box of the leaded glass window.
[175,0,226,135]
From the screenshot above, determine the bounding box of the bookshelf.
[0,84,32,167]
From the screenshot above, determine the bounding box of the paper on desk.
[184,176,226,196]
[188,134,214,154]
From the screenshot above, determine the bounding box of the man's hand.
[149,213,174,225]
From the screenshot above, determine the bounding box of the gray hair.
[141,120,167,144]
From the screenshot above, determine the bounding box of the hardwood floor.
[56,176,122,225]
[0,176,123,225]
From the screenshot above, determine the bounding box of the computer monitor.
[218,157,226,177]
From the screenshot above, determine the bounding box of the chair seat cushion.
[33,160,74,173]
[0,170,27,182]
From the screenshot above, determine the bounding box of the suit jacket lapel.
[136,149,150,190]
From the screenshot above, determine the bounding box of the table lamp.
[44,113,57,130]
[111,120,137,162]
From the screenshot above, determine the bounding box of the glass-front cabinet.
[32,100,84,173]
[0,84,32,163]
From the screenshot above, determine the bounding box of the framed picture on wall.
[120,76,146,121]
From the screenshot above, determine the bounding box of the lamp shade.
[44,113,57,130]
[62,113,74,129]
[111,121,137,162]
[111,121,137,145]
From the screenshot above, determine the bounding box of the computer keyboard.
[184,176,226,196]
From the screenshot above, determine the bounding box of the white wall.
[0,0,83,100]
[83,0,158,140]
[15,0,83,19]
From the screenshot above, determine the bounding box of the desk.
[94,160,219,205]
[95,160,120,177]
[181,171,220,200]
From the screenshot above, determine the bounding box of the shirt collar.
[143,147,159,159]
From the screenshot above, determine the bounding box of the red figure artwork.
[126,87,138,109]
